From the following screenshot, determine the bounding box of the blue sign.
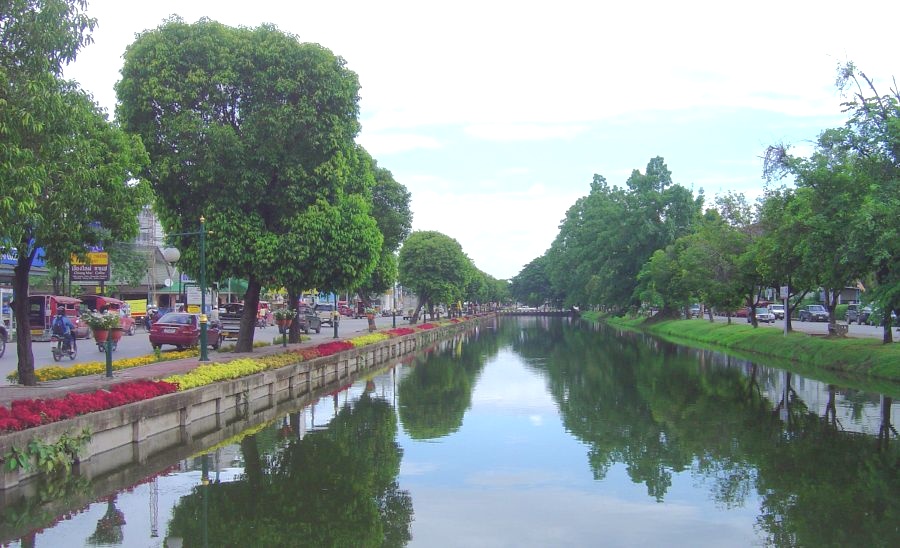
[0,245,46,268]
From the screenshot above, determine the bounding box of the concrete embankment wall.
[0,316,493,492]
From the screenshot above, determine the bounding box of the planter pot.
[93,329,108,343]
[366,314,375,320]
[276,319,293,328]
[110,328,124,343]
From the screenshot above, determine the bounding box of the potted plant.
[81,312,121,343]
[365,307,376,331]
[273,308,297,328]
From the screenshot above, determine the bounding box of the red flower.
[0,381,178,433]
[314,341,354,357]
[386,328,415,336]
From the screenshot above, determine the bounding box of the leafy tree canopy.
[398,231,472,318]
[1,1,148,385]
[117,18,381,350]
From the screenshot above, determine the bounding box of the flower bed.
[6,349,199,383]
[385,327,416,337]
[293,347,321,360]
[417,323,438,330]
[314,340,354,356]
[348,333,389,347]
[0,380,178,433]
[164,358,266,391]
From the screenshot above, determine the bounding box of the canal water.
[1,316,897,547]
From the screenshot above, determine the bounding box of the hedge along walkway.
[0,322,446,409]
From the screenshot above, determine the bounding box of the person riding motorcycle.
[53,307,77,352]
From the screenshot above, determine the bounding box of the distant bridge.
[500,310,577,317]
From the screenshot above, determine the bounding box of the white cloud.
[406,178,580,278]
[465,123,589,142]
[356,132,442,155]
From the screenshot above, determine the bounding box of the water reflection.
[511,318,899,546]
[2,317,897,547]
[163,393,411,547]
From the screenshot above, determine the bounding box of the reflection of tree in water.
[86,495,125,546]
[398,327,499,440]
[166,394,412,547]
[513,318,899,546]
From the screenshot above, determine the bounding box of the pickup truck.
[218,303,245,342]
[296,305,322,334]
[219,303,321,339]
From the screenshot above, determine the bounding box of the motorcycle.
[51,334,77,361]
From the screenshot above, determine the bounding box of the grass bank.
[583,311,900,395]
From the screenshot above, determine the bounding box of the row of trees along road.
[511,64,900,344]
[1,6,422,384]
[397,230,509,322]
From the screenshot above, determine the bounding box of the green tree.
[764,129,871,332]
[1,1,149,385]
[545,158,702,311]
[511,254,560,308]
[677,210,747,323]
[835,64,900,342]
[754,186,818,331]
[117,19,381,351]
[353,152,412,306]
[397,231,472,321]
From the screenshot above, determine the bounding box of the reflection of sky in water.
[399,348,760,547]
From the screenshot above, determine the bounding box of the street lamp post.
[167,217,211,361]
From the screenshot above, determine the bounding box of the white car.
[748,307,776,324]
[769,304,785,320]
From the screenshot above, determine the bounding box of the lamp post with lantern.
[165,216,211,361]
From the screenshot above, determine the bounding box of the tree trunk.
[287,288,301,343]
[13,245,37,386]
[236,276,261,353]
[410,297,425,323]
[825,286,840,335]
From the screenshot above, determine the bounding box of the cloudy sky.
[64,0,899,280]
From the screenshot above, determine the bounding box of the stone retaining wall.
[0,317,492,492]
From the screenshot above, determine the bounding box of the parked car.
[749,307,775,324]
[149,312,221,351]
[798,304,829,322]
[859,306,872,325]
[689,304,701,318]
[863,306,898,326]
[769,304,785,320]
[315,303,339,327]
[846,303,862,324]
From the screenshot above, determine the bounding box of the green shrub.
[835,304,848,321]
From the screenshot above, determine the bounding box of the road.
[0,313,414,381]
[708,315,900,341]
